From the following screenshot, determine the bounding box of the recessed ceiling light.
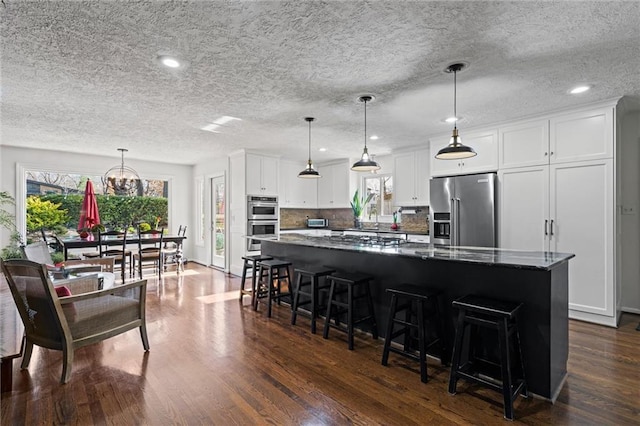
[159,56,181,68]
[370,135,379,140]
[318,148,327,152]
[569,85,591,94]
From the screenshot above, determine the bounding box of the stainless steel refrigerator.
[429,172,497,247]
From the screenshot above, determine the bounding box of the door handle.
[550,219,554,236]
[544,219,548,235]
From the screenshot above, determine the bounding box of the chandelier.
[104,148,140,196]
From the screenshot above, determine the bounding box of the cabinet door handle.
[550,219,554,236]
[544,219,548,235]
[544,152,548,156]
[550,151,554,156]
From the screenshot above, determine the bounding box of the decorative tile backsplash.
[280,206,429,233]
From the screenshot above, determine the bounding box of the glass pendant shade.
[435,63,477,160]
[298,117,321,178]
[351,95,381,172]
[104,148,141,195]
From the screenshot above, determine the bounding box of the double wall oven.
[247,195,278,251]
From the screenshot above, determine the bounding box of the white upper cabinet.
[246,153,279,196]
[499,120,550,169]
[394,148,430,206]
[279,160,318,208]
[317,161,352,208]
[430,129,498,177]
[550,107,614,164]
[499,107,614,170]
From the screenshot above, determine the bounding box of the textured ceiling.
[1,1,639,165]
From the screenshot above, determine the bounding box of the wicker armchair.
[0,259,149,384]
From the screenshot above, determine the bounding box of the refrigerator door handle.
[455,198,461,246]
[451,198,456,246]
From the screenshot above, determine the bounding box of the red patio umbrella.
[78,179,101,230]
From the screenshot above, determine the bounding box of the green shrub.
[39,194,168,230]
[139,222,151,232]
[26,196,68,232]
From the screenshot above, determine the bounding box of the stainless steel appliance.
[247,219,278,251]
[247,195,278,220]
[307,218,329,228]
[429,172,496,247]
[247,195,279,251]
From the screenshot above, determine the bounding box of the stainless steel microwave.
[247,195,278,220]
[307,218,329,228]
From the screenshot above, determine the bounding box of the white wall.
[0,146,193,258]
[620,109,640,314]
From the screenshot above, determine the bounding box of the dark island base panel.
[261,240,569,401]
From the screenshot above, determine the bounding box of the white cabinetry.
[499,108,613,170]
[279,161,318,208]
[430,129,498,177]
[317,161,352,208]
[394,148,430,206]
[498,104,617,326]
[246,153,278,195]
[499,120,549,169]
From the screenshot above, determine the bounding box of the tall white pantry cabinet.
[498,101,619,326]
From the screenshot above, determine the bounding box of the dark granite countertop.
[280,227,429,235]
[258,233,574,271]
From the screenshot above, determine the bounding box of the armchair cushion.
[55,286,72,297]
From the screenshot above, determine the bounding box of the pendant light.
[351,95,381,172]
[104,148,140,196]
[435,63,477,160]
[298,117,321,178]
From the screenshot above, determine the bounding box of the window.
[363,174,394,222]
[24,170,168,241]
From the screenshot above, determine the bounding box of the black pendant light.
[351,95,381,172]
[298,117,321,178]
[435,63,477,160]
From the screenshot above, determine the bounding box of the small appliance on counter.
[307,218,329,228]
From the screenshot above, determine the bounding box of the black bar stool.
[254,258,292,317]
[322,271,378,350]
[381,284,448,383]
[290,265,335,334]
[239,254,273,305]
[448,295,528,421]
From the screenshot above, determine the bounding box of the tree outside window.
[363,174,394,222]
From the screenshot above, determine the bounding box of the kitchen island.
[259,233,574,401]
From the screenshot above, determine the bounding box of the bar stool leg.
[417,300,427,383]
[381,293,398,366]
[498,317,515,420]
[323,281,336,340]
[448,309,467,394]
[239,260,249,302]
[310,276,318,334]
[251,261,259,308]
[434,297,449,366]
[364,281,378,339]
[254,264,265,311]
[347,283,354,350]
[267,267,275,318]
[515,320,529,398]
[291,272,303,325]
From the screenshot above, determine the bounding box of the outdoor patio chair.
[0,259,149,384]
[21,241,54,265]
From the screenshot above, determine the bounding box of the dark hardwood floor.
[1,263,639,425]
